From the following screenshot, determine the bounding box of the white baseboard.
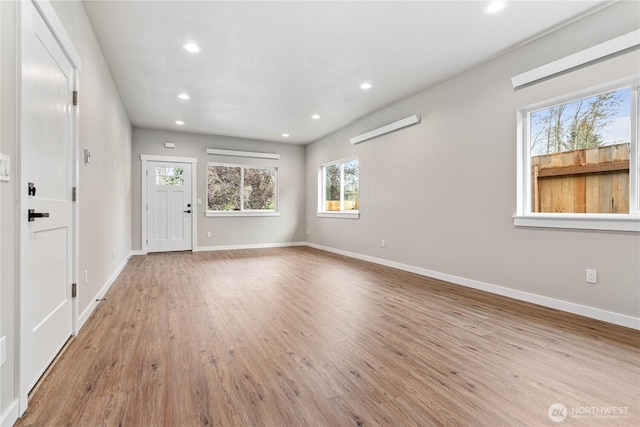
[305,242,640,330]
[77,253,132,331]
[195,241,306,252]
[0,399,19,427]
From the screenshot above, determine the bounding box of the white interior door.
[147,161,193,252]
[20,0,74,394]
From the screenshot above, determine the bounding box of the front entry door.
[20,0,75,395]
[147,161,193,252]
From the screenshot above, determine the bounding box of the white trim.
[305,242,640,330]
[516,77,640,230]
[320,155,358,168]
[206,148,280,160]
[316,212,360,219]
[195,241,305,252]
[0,1,2,418]
[140,161,146,253]
[520,75,640,114]
[0,399,20,427]
[140,154,197,164]
[71,69,80,337]
[32,0,81,71]
[77,254,130,330]
[206,211,280,217]
[350,114,421,145]
[513,214,640,232]
[631,84,639,214]
[318,157,359,215]
[140,155,198,254]
[511,29,640,89]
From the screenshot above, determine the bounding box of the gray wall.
[1,0,638,422]
[132,128,306,250]
[1,0,20,417]
[1,0,132,419]
[305,1,640,320]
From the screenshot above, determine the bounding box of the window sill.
[317,211,360,219]
[513,214,640,232]
[206,211,280,218]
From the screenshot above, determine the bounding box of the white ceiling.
[82,0,610,144]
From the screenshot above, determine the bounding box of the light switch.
[0,154,10,181]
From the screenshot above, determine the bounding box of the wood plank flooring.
[15,247,640,426]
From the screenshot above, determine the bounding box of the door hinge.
[73,91,78,106]
[72,283,77,298]
[146,239,148,245]
[72,186,77,202]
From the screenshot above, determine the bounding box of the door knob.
[184,210,192,213]
[28,209,49,222]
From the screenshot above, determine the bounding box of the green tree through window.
[207,164,277,212]
[322,159,359,212]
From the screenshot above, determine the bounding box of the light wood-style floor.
[16,247,639,426]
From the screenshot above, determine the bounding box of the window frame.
[317,157,360,219]
[206,162,279,217]
[514,75,640,232]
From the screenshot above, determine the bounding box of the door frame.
[140,154,198,254]
[17,0,82,415]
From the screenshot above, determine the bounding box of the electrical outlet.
[381,239,386,248]
[207,232,212,238]
[1,336,6,368]
[84,270,88,285]
[586,269,598,284]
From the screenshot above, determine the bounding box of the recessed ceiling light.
[484,1,507,14]
[282,133,290,138]
[183,43,201,53]
[360,82,372,90]
[311,114,321,120]
[175,120,184,125]
[178,93,190,100]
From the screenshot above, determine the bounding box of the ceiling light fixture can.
[484,1,507,14]
[183,43,201,53]
[175,120,184,125]
[360,82,372,90]
[178,93,190,100]
[282,133,290,138]
[311,114,320,120]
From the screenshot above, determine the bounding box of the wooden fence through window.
[531,143,630,213]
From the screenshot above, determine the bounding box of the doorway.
[19,0,80,412]
[141,155,197,253]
